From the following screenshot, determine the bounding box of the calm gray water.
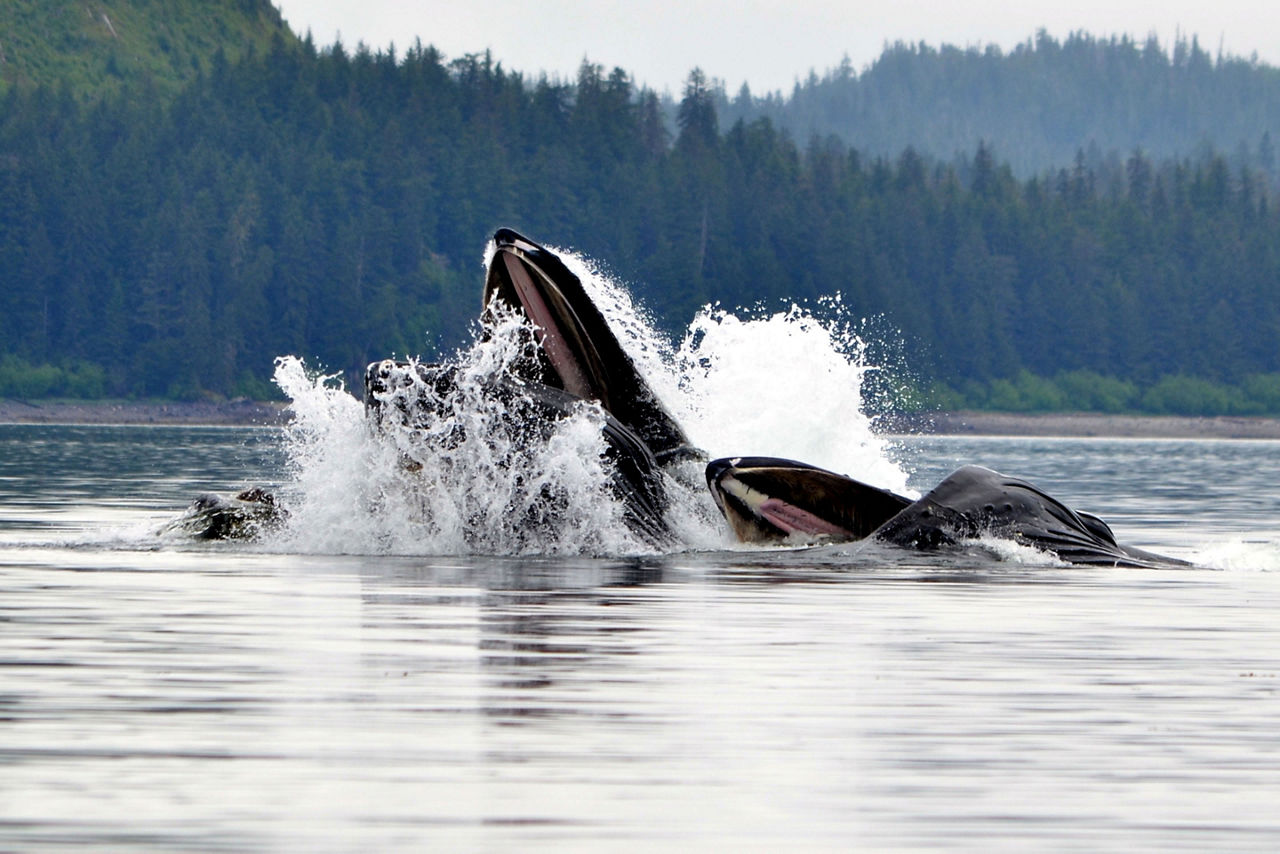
[2,424,1280,852]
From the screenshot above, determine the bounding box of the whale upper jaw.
[482,228,696,463]
[483,229,603,405]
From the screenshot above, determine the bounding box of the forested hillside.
[0,0,294,99]
[720,32,1280,177]
[2,31,1280,413]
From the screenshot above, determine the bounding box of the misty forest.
[4,3,1280,415]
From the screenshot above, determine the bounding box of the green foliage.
[1140,375,1246,415]
[1053,371,1139,413]
[920,381,967,413]
[0,356,107,399]
[1241,373,1280,412]
[231,370,280,401]
[0,0,295,100]
[985,371,1068,412]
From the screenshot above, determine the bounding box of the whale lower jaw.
[705,456,911,545]
[712,469,857,543]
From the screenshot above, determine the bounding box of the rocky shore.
[892,410,1280,439]
[0,398,288,426]
[4,398,1280,438]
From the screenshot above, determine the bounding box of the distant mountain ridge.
[0,0,295,98]
[715,31,1280,177]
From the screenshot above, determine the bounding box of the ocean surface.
[3,424,1279,852]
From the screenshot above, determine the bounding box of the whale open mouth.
[484,229,603,405]
[705,456,911,544]
[482,228,696,462]
[706,457,1190,566]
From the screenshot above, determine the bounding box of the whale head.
[705,456,911,544]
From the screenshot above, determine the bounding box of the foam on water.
[1193,538,1280,571]
[968,535,1069,567]
[268,245,914,557]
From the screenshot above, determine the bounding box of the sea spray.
[556,247,914,495]
[271,314,656,556]
[674,303,915,497]
[271,356,391,553]
[269,245,914,556]
[1194,539,1280,571]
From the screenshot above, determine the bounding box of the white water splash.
[674,304,914,496]
[558,249,913,493]
[1193,539,1280,571]
[968,536,1068,567]
[270,327,653,557]
[269,244,914,556]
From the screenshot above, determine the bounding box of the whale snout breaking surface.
[356,228,703,547]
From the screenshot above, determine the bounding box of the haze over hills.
[715,31,1280,177]
[2,3,1279,414]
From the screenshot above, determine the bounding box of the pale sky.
[273,0,1280,96]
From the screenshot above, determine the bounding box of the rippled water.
[3,425,1280,852]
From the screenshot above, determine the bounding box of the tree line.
[1,35,1279,412]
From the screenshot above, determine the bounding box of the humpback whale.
[705,456,1186,567]
[162,487,285,540]
[363,359,673,543]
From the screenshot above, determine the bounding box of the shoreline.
[889,410,1280,440]
[4,398,1280,439]
[0,398,288,427]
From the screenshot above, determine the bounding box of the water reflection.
[4,428,1280,850]
[5,546,1280,850]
